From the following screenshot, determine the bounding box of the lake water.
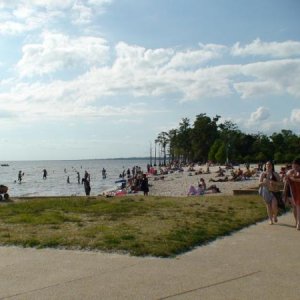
[0,159,149,197]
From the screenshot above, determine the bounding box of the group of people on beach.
[104,166,149,197]
[258,159,300,230]
[187,177,220,195]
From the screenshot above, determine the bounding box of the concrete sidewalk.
[0,212,299,300]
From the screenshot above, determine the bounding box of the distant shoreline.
[0,157,151,163]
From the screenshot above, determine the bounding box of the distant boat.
[1,164,9,167]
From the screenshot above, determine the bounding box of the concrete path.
[0,213,299,300]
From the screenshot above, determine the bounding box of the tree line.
[154,113,300,165]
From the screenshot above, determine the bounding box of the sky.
[0,0,300,161]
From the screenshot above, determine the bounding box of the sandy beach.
[148,164,261,197]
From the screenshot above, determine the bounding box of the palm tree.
[156,131,169,166]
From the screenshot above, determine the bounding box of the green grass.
[0,195,267,257]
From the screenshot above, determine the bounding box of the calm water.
[0,159,149,197]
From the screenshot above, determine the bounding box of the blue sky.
[0,0,299,160]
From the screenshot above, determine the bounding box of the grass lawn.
[0,195,267,257]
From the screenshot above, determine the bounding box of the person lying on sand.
[209,176,229,182]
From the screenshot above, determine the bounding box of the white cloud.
[290,109,300,123]
[0,0,112,11]
[234,59,300,98]
[1,39,300,122]
[234,81,281,98]
[0,21,26,35]
[231,38,300,58]
[71,2,93,24]
[0,0,113,35]
[165,43,226,69]
[250,107,270,123]
[16,31,110,77]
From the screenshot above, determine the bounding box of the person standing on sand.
[82,178,91,196]
[140,174,149,196]
[284,158,300,230]
[258,161,281,225]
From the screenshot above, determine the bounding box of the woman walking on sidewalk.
[259,161,281,225]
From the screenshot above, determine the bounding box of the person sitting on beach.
[188,185,198,196]
[188,166,195,172]
[195,168,203,175]
[198,178,206,190]
[187,184,204,196]
[237,168,243,176]
[230,170,244,181]
[216,167,225,177]
[205,165,210,174]
[129,176,139,193]
[243,168,252,178]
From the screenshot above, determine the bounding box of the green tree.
[154,113,300,165]
[215,143,227,163]
[168,129,178,163]
[252,133,274,162]
[256,152,267,162]
[274,152,284,162]
[191,114,220,162]
[156,131,169,166]
[218,120,241,162]
[177,118,192,162]
[208,139,223,162]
